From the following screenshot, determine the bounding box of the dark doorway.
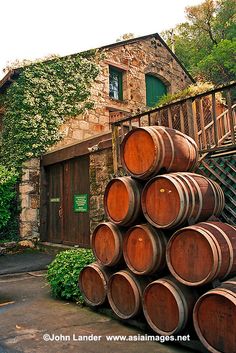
[45,155,90,247]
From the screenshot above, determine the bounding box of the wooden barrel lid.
[121,128,159,177]
[124,225,155,274]
[91,222,123,266]
[79,264,108,306]
[194,287,236,353]
[104,178,130,222]
[142,176,184,228]
[143,278,185,335]
[167,227,217,286]
[108,270,141,319]
[123,224,166,274]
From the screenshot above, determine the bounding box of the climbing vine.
[0,50,100,170]
[0,50,100,240]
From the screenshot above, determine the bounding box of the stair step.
[209,149,236,159]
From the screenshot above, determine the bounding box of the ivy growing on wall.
[0,50,100,240]
[0,50,100,170]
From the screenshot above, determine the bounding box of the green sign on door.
[74,194,88,212]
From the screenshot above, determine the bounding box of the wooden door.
[45,155,90,247]
[63,155,90,246]
[47,163,64,243]
[146,75,167,107]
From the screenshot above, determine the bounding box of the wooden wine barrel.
[141,172,225,229]
[193,278,236,353]
[91,222,124,266]
[143,276,198,335]
[107,269,149,319]
[78,262,112,306]
[120,126,198,180]
[123,223,168,275]
[166,222,236,286]
[104,176,143,226]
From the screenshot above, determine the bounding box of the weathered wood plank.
[42,132,112,166]
[112,125,119,175]
[226,89,236,144]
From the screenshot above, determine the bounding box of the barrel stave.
[141,172,225,229]
[104,176,143,226]
[123,223,168,275]
[108,269,149,319]
[121,126,198,180]
[143,276,198,335]
[78,262,112,307]
[193,279,236,353]
[91,222,124,267]
[166,222,236,286]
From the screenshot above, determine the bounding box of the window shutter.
[146,75,167,107]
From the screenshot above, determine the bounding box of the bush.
[0,165,18,231]
[47,249,95,304]
[156,82,223,107]
[0,217,19,243]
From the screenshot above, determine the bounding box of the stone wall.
[89,148,113,233]
[19,158,40,240]
[50,35,193,151]
[17,36,193,241]
[19,147,114,241]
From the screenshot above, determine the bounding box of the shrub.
[0,165,18,231]
[156,82,223,107]
[47,249,95,304]
[0,217,19,243]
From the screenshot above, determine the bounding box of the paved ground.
[0,252,55,275]
[0,271,201,353]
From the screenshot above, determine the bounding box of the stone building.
[52,33,193,150]
[0,33,194,246]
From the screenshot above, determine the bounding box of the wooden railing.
[198,103,236,150]
[111,82,236,173]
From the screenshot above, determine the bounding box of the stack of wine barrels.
[79,126,236,353]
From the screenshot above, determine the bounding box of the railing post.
[186,99,198,144]
[112,124,119,175]
[226,89,236,144]
[167,107,173,128]
[129,120,132,131]
[198,98,207,149]
[212,93,219,147]
[180,105,185,133]
[157,111,162,125]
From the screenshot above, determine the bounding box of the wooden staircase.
[111,82,236,225]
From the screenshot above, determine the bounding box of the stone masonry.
[89,148,114,233]
[51,35,193,151]
[19,158,40,240]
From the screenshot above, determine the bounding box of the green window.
[145,75,167,107]
[109,66,123,100]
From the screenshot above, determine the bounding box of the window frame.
[109,66,123,101]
